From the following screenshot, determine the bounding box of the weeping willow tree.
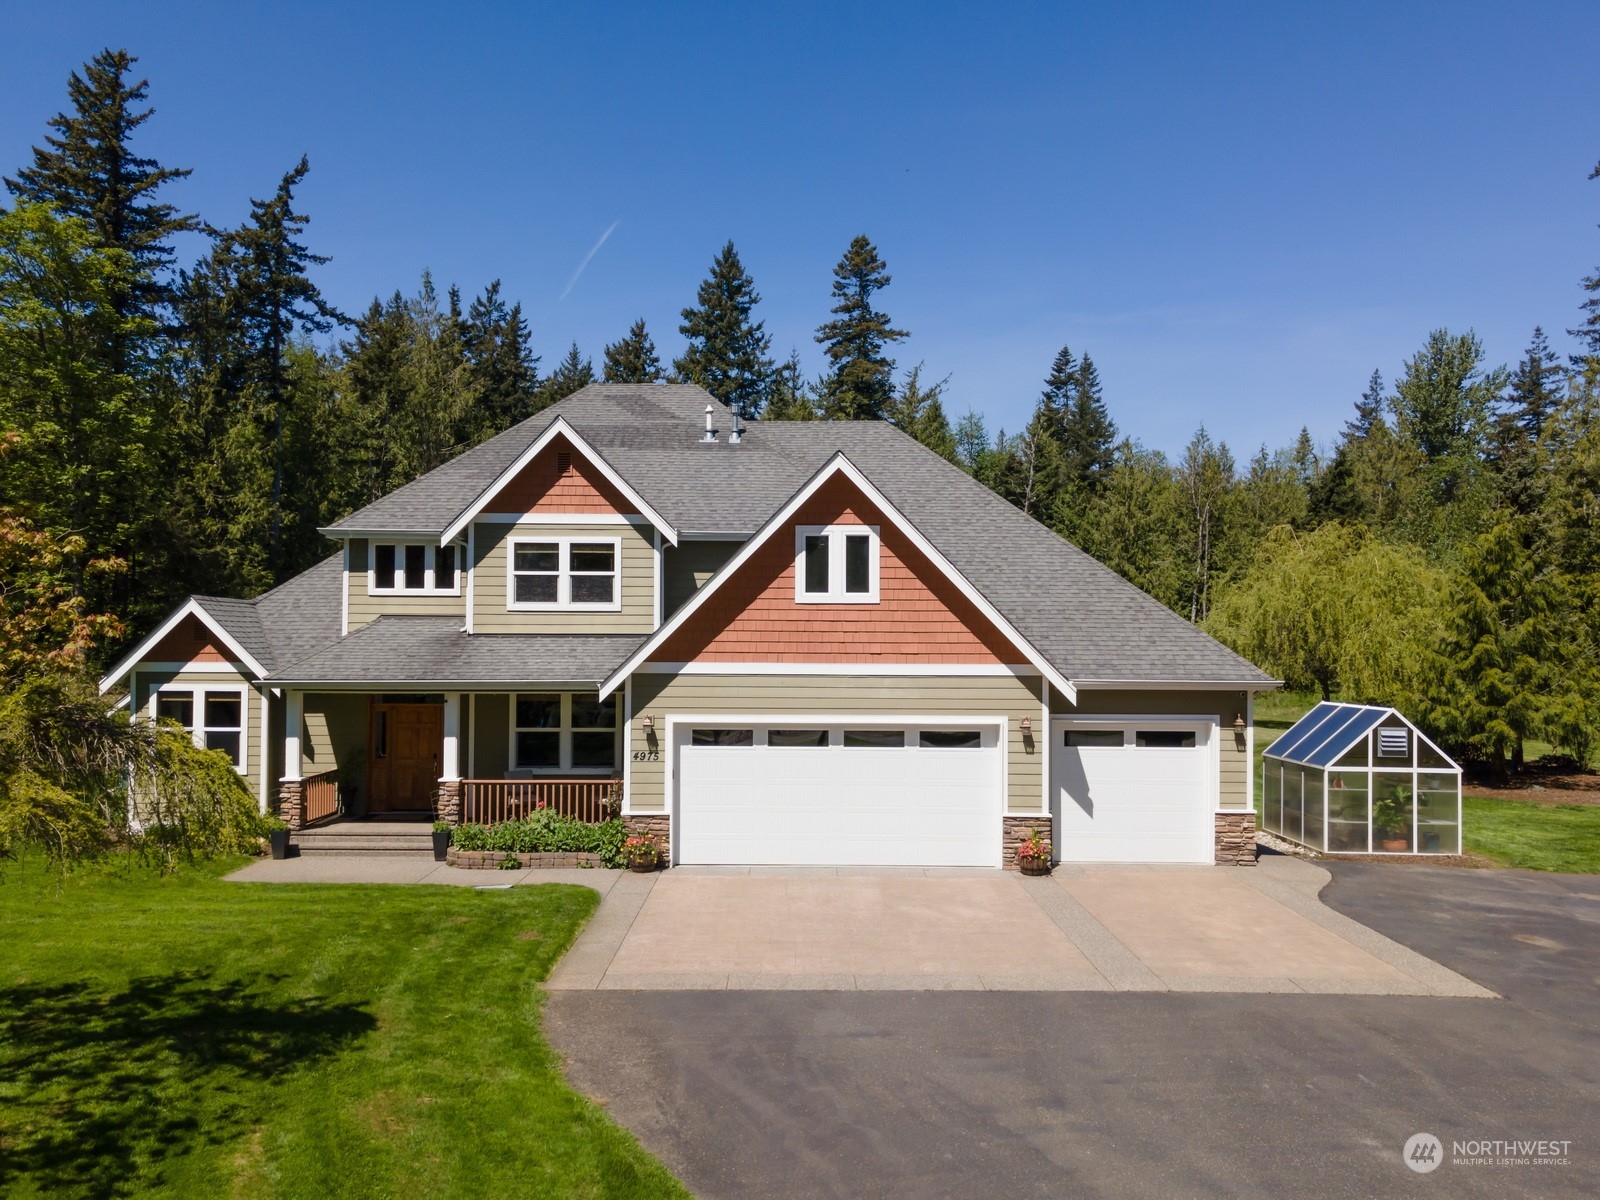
[1204,522,1445,704]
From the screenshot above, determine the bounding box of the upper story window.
[507,537,621,611]
[795,524,879,603]
[371,542,460,595]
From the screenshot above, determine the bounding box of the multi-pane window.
[508,538,620,609]
[513,692,618,771]
[795,525,879,603]
[371,543,461,594]
[153,686,246,772]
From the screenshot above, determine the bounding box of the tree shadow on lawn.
[0,970,376,1198]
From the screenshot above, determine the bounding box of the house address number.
[631,749,660,762]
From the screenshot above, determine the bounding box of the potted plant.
[262,815,290,860]
[1373,789,1411,852]
[1016,829,1052,876]
[432,820,453,862]
[624,833,663,873]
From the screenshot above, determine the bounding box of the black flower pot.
[269,829,291,860]
[432,830,452,861]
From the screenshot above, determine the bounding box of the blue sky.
[4,2,1597,457]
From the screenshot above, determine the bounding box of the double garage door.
[1053,720,1215,863]
[674,720,1002,866]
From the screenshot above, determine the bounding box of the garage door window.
[844,729,904,748]
[1136,730,1196,748]
[692,728,753,746]
[919,730,981,748]
[1066,729,1124,748]
[769,729,828,747]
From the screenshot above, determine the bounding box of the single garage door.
[675,721,1002,866]
[1054,720,1214,863]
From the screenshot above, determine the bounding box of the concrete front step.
[293,847,438,858]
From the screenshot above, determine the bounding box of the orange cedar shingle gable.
[147,614,234,665]
[651,475,1022,664]
[482,434,637,516]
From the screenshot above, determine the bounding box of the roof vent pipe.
[729,405,743,444]
[701,404,718,443]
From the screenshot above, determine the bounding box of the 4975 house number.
[631,749,660,761]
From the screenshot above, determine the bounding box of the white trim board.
[441,418,679,547]
[472,512,652,526]
[599,453,1077,703]
[634,662,1041,676]
[99,598,268,693]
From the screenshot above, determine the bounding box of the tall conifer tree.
[602,319,663,383]
[539,343,594,408]
[674,242,773,417]
[886,364,957,461]
[1570,160,1600,366]
[815,236,907,421]
[762,351,816,420]
[462,279,538,438]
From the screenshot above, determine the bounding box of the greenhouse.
[1262,703,1462,855]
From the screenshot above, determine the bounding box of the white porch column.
[284,689,304,781]
[442,692,462,781]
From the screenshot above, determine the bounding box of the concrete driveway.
[549,858,1486,995]
[544,861,1600,1200]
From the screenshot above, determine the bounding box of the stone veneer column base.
[277,779,306,831]
[623,814,671,861]
[1214,812,1257,865]
[1002,815,1053,872]
[433,779,462,825]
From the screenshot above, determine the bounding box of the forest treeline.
[3,50,1599,778]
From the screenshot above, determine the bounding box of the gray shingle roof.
[268,617,646,686]
[187,383,1271,689]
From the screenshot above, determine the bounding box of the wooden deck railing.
[462,778,619,825]
[304,770,341,826]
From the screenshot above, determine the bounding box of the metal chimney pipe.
[729,405,743,443]
[701,404,717,443]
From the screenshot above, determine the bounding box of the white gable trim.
[98,599,269,694]
[439,417,679,547]
[598,453,1077,703]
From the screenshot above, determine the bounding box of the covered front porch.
[274,688,622,830]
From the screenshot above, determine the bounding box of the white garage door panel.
[676,727,1000,867]
[1055,725,1213,864]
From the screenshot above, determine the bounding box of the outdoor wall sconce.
[1020,717,1032,734]
[1233,713,1245,728]
[641,714,654,731]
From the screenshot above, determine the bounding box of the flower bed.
[449,811,628,868]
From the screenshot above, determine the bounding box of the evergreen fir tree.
[673,242,773,417]
[1491,327,1563,515]
[763,351,816,420]
[1346,370,1386,440]
[953,410,995,479]
[815,235,907,421]
[1391,328,1507,505]
[885,364,957,461]
[5,49,198,303]
[1056,351,1116,490]
[462,279,538,438]
[1569,160,1600,366]
[538,343,594,408]
[602,318,663,383]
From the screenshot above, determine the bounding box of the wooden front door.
[369,703,443,813]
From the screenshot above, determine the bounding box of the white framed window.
[151,684,248,774]
[794,524,879,603]
[369,542,461,595]
[507,537,622,611]
[510,692,619,772]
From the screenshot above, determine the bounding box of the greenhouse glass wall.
[1262,703,1462,855]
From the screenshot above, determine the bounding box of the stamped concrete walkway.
[547,856,1493,996]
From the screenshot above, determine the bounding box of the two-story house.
[99,384,1275,866]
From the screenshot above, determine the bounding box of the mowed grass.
[0,857,688,1200]
[1463,796,1600,873]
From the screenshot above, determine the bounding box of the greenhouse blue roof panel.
[1266,702,1392,767]
[1305,708,1387,766]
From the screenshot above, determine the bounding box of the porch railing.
[304,769,341,826]
[461,778,619,825]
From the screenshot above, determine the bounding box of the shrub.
[450,812,628,867]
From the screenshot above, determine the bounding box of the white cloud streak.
[559,220,621,300]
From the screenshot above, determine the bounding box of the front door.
[370,703,443,813]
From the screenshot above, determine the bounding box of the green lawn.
[0,857,688,1200]
[1463,796,1600,873]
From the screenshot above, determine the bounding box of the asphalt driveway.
[545,860,1600,1199]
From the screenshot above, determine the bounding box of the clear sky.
[4,1,1597,457]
